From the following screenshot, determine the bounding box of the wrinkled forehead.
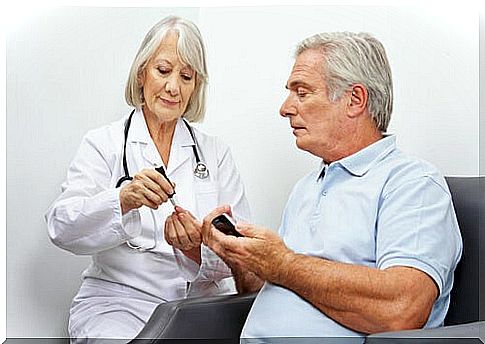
[287,49,326,87]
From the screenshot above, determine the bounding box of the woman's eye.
[157,67,170,75]
[181,74,193,81]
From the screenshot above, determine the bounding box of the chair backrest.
[132,292,257,342]
[444,176,484,325]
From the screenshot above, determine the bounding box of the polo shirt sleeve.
[376,175,462,296]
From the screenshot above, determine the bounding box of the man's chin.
[295,138,320,157]
[295,138,308,151]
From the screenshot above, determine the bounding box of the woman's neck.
[143,108,178,167]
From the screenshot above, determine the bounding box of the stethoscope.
[115,109,209,188]
[116,109,209,251]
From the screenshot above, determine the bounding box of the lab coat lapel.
[141,143,163,168]
[168,119,199,217]
[129,113,195,174]
[128,109,164,168]
[166,118,195,176]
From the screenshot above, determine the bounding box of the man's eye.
[296,88,309,98]
[297,91,308,98]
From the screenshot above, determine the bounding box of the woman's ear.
[137,70,146,103]
[347,84,368,118]
[137,70,145,88]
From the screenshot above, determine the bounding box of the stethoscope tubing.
[116,109,208,188]
[116,109,209,251]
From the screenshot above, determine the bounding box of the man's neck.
[322,124,383,164]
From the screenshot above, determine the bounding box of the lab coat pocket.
[194,181,219,219]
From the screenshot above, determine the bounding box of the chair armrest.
[365,321,484,344]
[132,292,257,342]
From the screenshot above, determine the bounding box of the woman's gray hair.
[125,16,208,122]
[296,32,393,132]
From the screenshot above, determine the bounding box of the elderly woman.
[45,16,250,342]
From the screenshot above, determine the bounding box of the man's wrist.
[272,249,298,285]
[232,268,263,293]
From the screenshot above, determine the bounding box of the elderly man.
[202,32,462,339]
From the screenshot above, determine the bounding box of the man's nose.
[279,96,295,118]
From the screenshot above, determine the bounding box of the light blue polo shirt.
[241,135,462,340]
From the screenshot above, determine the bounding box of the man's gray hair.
[296,32,393,132]
[125,16,208,122]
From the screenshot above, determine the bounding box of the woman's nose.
[165,76,180,96]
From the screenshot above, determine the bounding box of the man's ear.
[347,84,368,118]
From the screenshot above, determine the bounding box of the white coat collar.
[128,108,197,174]
[128,108,195,147]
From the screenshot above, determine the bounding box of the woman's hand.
[164,206,203,251]
[165,206,202,264]
[119,168,175,214]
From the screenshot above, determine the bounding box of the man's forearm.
[273,253,437,334]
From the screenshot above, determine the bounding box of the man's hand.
[201,205,292,283]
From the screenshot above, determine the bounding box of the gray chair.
[132,177,484,343]
[367,176,484,343]
[443,177,482,326]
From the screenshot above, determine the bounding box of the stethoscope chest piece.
[194,162,209,179]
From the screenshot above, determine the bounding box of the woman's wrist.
[182,246,201,265]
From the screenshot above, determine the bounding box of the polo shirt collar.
[335,135,397,177]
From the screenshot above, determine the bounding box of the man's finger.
[235,223,260,238]
[202,205,231,237]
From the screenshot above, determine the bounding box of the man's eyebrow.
[286,80,311,90]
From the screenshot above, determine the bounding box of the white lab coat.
[45,109,251,341]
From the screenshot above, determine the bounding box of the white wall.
[6,6,479,337]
